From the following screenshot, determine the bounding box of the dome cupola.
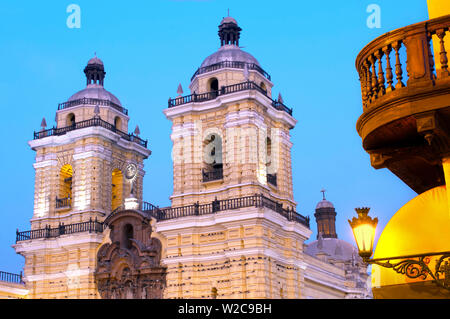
[84,54,106,86]
[66,55,122,107]
[199,16,260,69]
[314,190,338,239]
[218,16,242,47]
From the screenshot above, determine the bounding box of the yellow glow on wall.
[427,0,450,71]
[257,162,267,185]
[59,164,73,199]
[372,186,450,288]
[112,169,123,211]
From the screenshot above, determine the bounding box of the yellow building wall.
[372,186,450,288]
[427,0,450,71]
[0,282,28,299]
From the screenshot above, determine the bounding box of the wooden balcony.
[356,14,450,194]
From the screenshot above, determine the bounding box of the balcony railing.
[55,196,71,209]
[267,173,277,186]
[168,80,293,116]
[58,97,128,115]
[141,194,310,228]
[33,117,148,148]
[16,218,104,243]
[202,167,223,182]
[191,61,271,82]
[355,14,450,193]
[0,271,23,284]
[356,14,450,112]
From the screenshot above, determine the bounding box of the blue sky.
[0,0,429,273]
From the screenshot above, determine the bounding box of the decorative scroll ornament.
[369,252,450,290]
[125,163,138,196]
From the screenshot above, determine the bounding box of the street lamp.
[348,207,450,291]
[348,207,377,261]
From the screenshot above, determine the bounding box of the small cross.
[320,189,326,200]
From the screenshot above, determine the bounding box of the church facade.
[1,17,370,299]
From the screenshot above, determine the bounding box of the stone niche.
[95,209,166,299]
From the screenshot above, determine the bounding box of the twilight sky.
[0,0,429,273]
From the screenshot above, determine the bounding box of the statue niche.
[95,209,166,299]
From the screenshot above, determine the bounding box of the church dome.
[316,199,334,209]
[66,55,122,106]
[306,237,361,262]
[199,16,260,68]
[68,85,122,106]
[200,45,260,68]
[87,56,104,66]
[220,16,238,25]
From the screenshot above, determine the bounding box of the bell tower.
[167,16,296,210]
[13,56,151,298]
[157,17,311,299]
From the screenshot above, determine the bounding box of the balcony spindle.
[369,55,379,99]
[375,50,386,96]
[392,41,405,88]
[428,33,436,80]
[364,61,372,102]
[383,46,394,92]
[359,67,367,107]
[436,29,449,77]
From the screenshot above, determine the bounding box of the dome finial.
[40,117,47,130]
[321,188,326,200]
[177,83,184,96]
[84,55,105,87]
[134,125,140,136]
[218,15,241,47]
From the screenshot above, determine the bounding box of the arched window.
[202,133,223,182]
[266,137,277,186]
[122,224,133,249]
[266,137,272,166]
[260,82,267,92]
[67,113,75,127]
[114,116,121,131]
[112,169,123,212]
[58,164,73,208]
[208,78,219,92]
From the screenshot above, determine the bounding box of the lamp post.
[348,207,377,261]
[348,207,450,291]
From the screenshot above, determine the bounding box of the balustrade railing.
[202,167,223,182]
[0,271,23,284]
[356,14,450,111]
[55,196,71,209]
[168,80,293,116]
[191,61,271,82]
[141,194,310,227]
[16,218,104,243]
[33,117,147,148]
[58,97,128,115]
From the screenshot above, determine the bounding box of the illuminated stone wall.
[16,107,150,298]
